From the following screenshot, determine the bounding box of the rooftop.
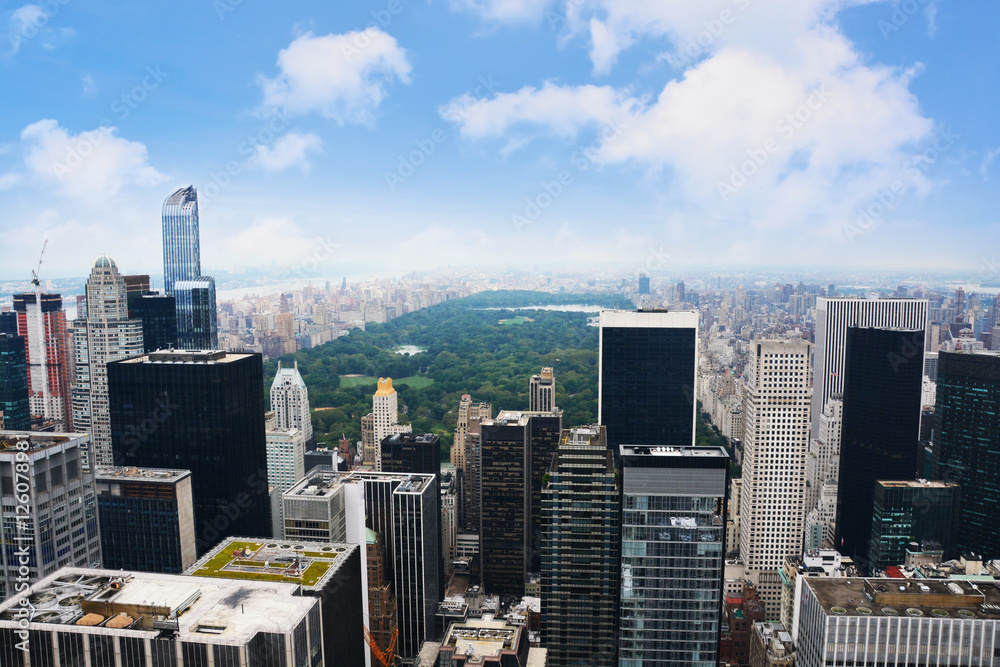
[0,566,316,642]
[95,466,191,483]
[620,444,729,458]
[877,479,960,489]
[806,577,1000,620]
[441,618,523,662]
[119,350,251,364]
[0,431,88,454]
[186,537,357,591]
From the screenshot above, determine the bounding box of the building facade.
[599,310,698,454]
[13,292,73,430]
[836,327,924,569]
[162,185,201,296]
[934,351,1000,558]
[529,367,556,412]
[0,334,30,431]
[0,432,101,600]
[740,339,813,618]
[372,378,411,471]
[74,256,144,465]
[812,297,928,439]
[131,291,178,352]
[94,466,196,574]
[270,360,314,443]
[109,350,272,555]
[618,445,729,667]
[174,277,218,350]
[541,425,618,667]
[867,479,960,573]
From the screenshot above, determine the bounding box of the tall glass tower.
[162,186,201,296]
[619,445,729,667]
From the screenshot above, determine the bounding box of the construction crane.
[31,239,48,286]
[364,626,398,667]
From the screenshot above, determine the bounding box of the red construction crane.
[364,626,398,667]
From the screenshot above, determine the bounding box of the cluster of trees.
[264,291,633,460]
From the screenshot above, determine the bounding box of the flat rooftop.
[95,466,191,483]
[441,618,523,659]
[186,537,357,591]
[599,309,699,329]
[0,431,87,454]
[0,567,317,642]
[287,467,435,496]
[806,577,1000,620]
[620,444,729,458]
[118,350,251,364]
[877,479,959,489]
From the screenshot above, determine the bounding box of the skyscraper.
[161,185,201,296]
[108,349,272,554]
[934,351,1000,557]
[13,292,73,429]
[812,297,928,439]
[270,360,313,444]
[740,338,812,617]
[0,432,102,600]
[618,445,729,667]
[529,367,556,412]
[836,327,924,569]
[451,393,490,480]
[131,291,178,352]
[174,277,218,350]
[541,425,618,667]
[638,274,650,295]
[599,310,698,455]
[479,410,563,597]
[94,465,197,574]
[265,425,305,537]
[75,256,144,465]
[867,479,960,573]
[0,333,30,431]
[372,377,411,470]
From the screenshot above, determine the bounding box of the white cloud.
[925,2,938,37]
[7,4,74,54]
[0,173,21,190]
[444,22,936,242]
[221,217,337,268]
[258,30,412,127]
[981,145,1000,181]
[448,0,557,23]
[441,81,638,142]
[81,74,96,96]
[251,132,324,173]
[19,119,167,199]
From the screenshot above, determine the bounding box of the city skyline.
[1,2,998,279]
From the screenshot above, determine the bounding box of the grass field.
[339,375,434,389]
[499,316,534,325]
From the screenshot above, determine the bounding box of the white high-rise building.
[529,367,555,412]
[813,297,928,438]
[73,256,144,465]
[269,360,313,443]
[740,338,813,618]
[804,397,843,514]
[372,377,411,472]
[265,426,306,537]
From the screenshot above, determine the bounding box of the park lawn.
[338,375,434,389]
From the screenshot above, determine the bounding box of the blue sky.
[0,0,997,281]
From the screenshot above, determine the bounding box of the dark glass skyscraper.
[132,291,178,352]
[479,410,563,597]
[934,351,1000,557]
[541,426,618,667]
[867,480,960,573]
[162,186,200,296]
[599,310,698,455]
[836,327,924,569]
[0,333,30,430]
[108,349,271,555]
[618,445,729,667]
[174,277,218,350]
